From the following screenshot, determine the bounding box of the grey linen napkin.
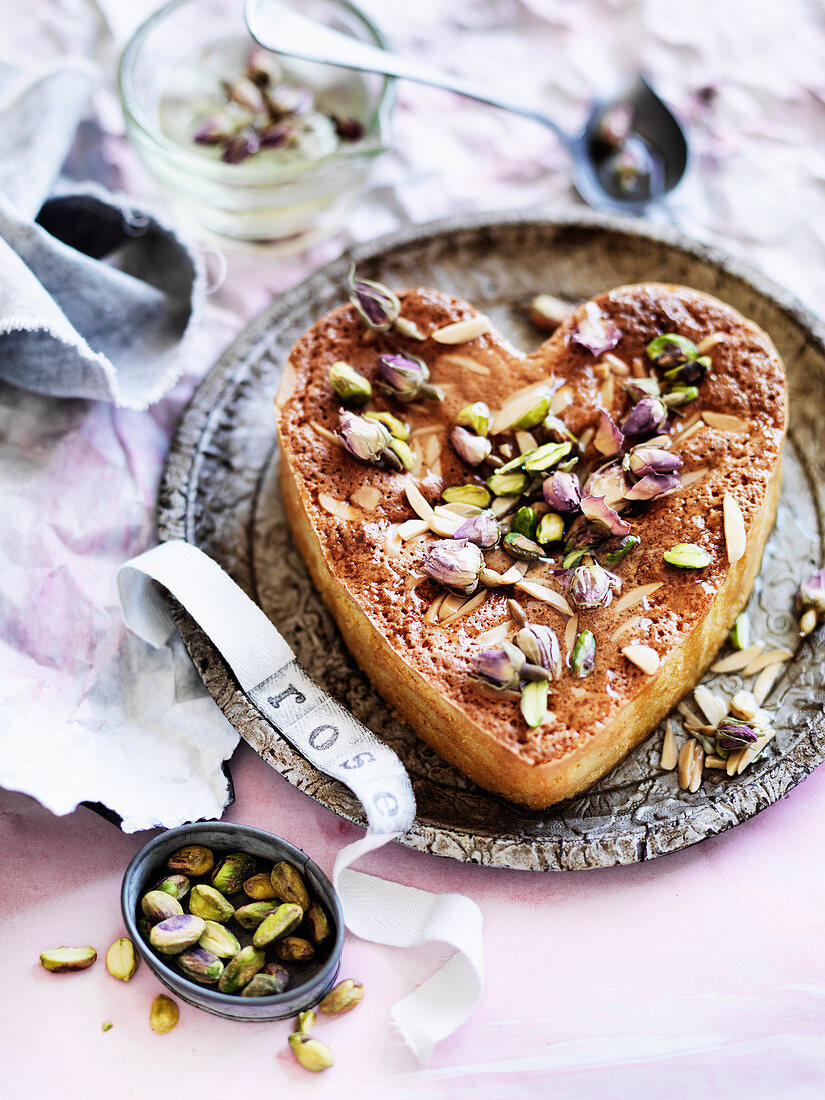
[0,59,203,409]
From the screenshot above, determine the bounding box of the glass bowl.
[121,821,344,1021]
[119,0,394,249]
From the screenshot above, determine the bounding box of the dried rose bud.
[797,568,825,636]
[515,625,562,680]
[423,539,484,595]
[451,426,492,466]
[624,472,681,501]
[580,494,630,537]
[715,719,759,751]
[543,470,581,514]
[606,134,654,196]
[245,47,282,88]
[332,115,365,141]
[622,397,668,437]
[222,128,260,164]
[627,448,683,477]
[570,301,621,356]
[222,76,267,114]
[594,410,624,457]
[623,376,661,403]
[339,410,391,463]
[193,117,232,146]
[593,103,633,150]
[475,643,525,690]
[259,122,296,148]
[585,463,627,505]
[347,265,400,332]
[453,510,500,549]
[265,83,314,118]
[569,559,619,610]
[378,353,440,401]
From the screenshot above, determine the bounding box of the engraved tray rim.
[158,209,825,872]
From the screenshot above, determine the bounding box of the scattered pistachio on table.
[105,938,139,982]
[39,946,97,973]
[150,994,179,1034]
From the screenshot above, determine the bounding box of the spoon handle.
[245,0,570,145]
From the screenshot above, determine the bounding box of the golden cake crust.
[275,283,787,808]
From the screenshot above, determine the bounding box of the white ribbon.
[117,539,483,1063]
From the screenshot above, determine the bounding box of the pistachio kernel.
[571,630,596,678]
[536,512,565,545]
[520,679,549,728]
[387,437,416,471]
[486,471,528,498]
[511,392,551,430]
[663,543,712,569]
[729,612,750,651]
[442,484,491,508]
[522,441,572,473]
[329,361,372,405]
[363,410,410,440]
[456,401,491,436]
[502,532,546,561]
[512,505,539,540]
[149,994,179,1034]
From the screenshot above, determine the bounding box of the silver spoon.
[245,0,688,215]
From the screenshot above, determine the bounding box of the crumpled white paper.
[3,0,825,829]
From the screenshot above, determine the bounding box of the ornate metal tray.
[158,212,825,871]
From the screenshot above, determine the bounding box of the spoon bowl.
[245,0,689,214]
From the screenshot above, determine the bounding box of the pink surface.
[4,0,825,1094]
[4,746,825,1096]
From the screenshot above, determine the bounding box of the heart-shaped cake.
[275,277,786,808]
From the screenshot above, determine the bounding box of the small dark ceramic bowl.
[122,821,343,1021]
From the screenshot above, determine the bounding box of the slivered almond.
[436,353,490,375]
[696,332,727,354]
[672,419,703,445]
[564,614,578,654]
[723,493,746,563]
[311,421,345,448]
[742,648,792,677]
[705,754,727,769]
[404,571,427,590]
[438,592,466,620]
[680,467,709,488]
[424,592,446,624]
[622,644,660,674]
[737,729,775,774]
[630,358,647,378]
[428,513,462,537]
[615,583,662,615]
[500,562,529,584]
[603,353,630,375]
[429,457,443,479]
[490,495,521,518]
[424,434,441,467]
[578,427,596,451]
[516,430,537,454]
[318,493,360,521]
[491,386,553,434]
[753,662,783,705]
[515,580,573,615]
[431,315,492,344]
[610,615,644,643]
[550,385,574,414]
[406,483,434,519]
[439,502,483,518]
[726,749,744,776]
[276,361,298,407]
[410,424,444,439]
[599,374,615,408]
[710,643,764,673]
[677,701,705,728]
[384,526,402,557]
[570,686,587,699]
[351,485,381,511]
[476,621,510,647]
[694,685,728,727]
[678,740,703,791]
[442,590,488,625]
[660,721,678,770]
[398,518,430,540]
[703,411,749,433]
